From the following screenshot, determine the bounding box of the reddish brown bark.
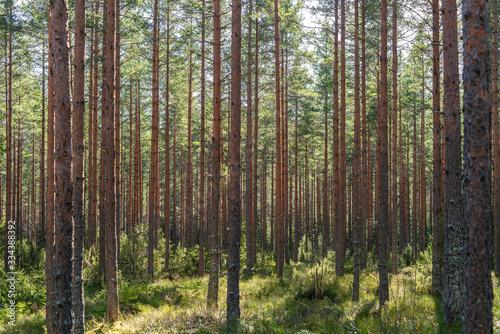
[101,0,119,319]
[462,0,493,330]
[431,0,443,295]
[207,0,221,309]
[378,0,389,305]
[73,0,86,329]
[148,0,160,279]
[50,0,73,328]
[227,0,242,328]
[442,0,464,323]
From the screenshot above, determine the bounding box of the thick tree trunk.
[462,0,492,330]
[50,0,73,329]
[442,0,464,324]
[101,0,119,320]
[73,0,86,330]
[492,0,500,278]
[227,0,242,329]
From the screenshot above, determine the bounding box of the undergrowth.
[3,235,500,333]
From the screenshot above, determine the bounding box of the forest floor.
[2,242,500,333]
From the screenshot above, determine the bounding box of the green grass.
[4,245,500,333]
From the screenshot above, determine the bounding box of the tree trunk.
[245,0,253,274]
[226,0,242,330]
[492,0,500,278]
[391,0,398,275]
[186,50,194,248]
[253,12,259,266]
[352,0,361,301]
[207,0,222,309]
[73,0,86,329]
[50,0,73,328]
[378,0,390,306]
[198,0,206,277]
[274,0,283,278]
[442,0,464,324]
[45,6,55,331]
[38,39,46,248]
[336,0,346,277]
[431,0,443,295]
[148,0,160,279]
[462,0,492,330]
[101,0,119,320]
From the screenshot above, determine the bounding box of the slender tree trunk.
[378,0,390,306]
[252,12,259,266]
[352,0,361,301]
[391,0,398,275]
[333,0,339,256]
[336,0,346,277]
[186,50,194,248]
[148,0,160,279]
[431,0,443,295]
[207,0,222,309]
[245,0,253,274]
[198,0,206,277]
[360,0,367,269]
[38,40,46,248]
[420,79,426,255]
[442,0,464,323]
[73,0,86,329]
[462,0,492,330]
[227,0,242,329]
[115,0,122,254]
[274,0,283,278]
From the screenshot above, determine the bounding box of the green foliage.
[399,244,415,268]
[16,239,45,272]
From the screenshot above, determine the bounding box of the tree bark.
[50,0,73,329]
[148,0,160,279]
[101,0,119,320]
[391,0,398,275]
[198,0,206,277]
[442,0,464,324]
[378,0,390,306]
[73,0,86,329]
[336,0,346,277]
[227,0,242,329]
[462,0,492,330]
[431,0,443,296]
[352,0,361,301]
[207,0,222,309]
[492,0,500,278]
[245,0,253,274]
